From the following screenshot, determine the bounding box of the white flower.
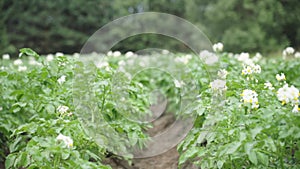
[290,85,300,102]
[96,61,109,69]
[55,52,64,57]
[210,79,227,91]
[252,64,261,74]
[212,42,224,52]
[162,50,170,55]
[175,55,192,65]
[18,66,27,71]
[241,89,259,109]
[199,50,218,65]
[242,66,252,75]
[295,52,300,58]
[125,51,134,57]
[57,75,66,84]
[264,82,275,90]
[56,134,73,148]
[2,54,10,60]
[28,58,42,66]
[252,53,262,62]
[228,53,234,58]
[277,84,299,105]
[283,47,295,57]
[107,51,113,56]
[242,64,261,75]
[113,51,121,57]
[236,52,254,65]
[46,54,54,61]
[57,105,69,114]
[218,69,228,79]
[118,60,126,66]
[174,79,185,88]
[0,107,3,111]
[73,53,80,58]
[276,73,286,81]
[28,60,37,65]
[237,52,249,61]
[292,105,300,113]
[13,59,23,65]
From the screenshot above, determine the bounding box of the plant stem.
[54,153,60,169]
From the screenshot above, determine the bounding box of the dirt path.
[104,112,198,169]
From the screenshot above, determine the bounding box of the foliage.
[1,46,300,168]
[0,49,153,168]
[178,50,300,168]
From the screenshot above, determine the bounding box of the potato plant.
[1,46,300,168]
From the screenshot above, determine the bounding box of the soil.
[103,107,198,169]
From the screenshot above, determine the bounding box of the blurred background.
[1,0,299,56]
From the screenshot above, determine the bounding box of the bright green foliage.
[0,49,154,168]
[178,51,300,168]
[1,47,300,168]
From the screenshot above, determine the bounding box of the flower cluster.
[125,51,135,58]
[236,52,253,65]
[210,79,227,92]
[46,54,54,62]
[212,42,223,52]
[18,66,27,72]
[57,75,67,84]
[217,69,228,79]
[174,79,185,88]
[241,89,259,109]
[252,53,262,62]
[28,57,42,66]
[175,54,192,65]
[13,59,23,65]
[277,84,299,106]
[282,47,295,59]
[2,54,10,60]
[282,47,300,59]
[55,52,64,57]
[241,64,261,75]
[276,73,286,81]
[57,105,72,116]
[295,52,300,58]
[292,105,300,113]
[107,51,121,57]
[264,82,275,90]
[56,134,73,148]
[199,50,218,65]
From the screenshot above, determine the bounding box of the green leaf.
[27,164,39,169]
[19,48,39,58]
[250,127,262,139]
[217,160,224,169]
[9,137,23,153]
[20,152,30,167]
[257,152,269,166]
[45,104,55,114]
[248,150,257,165]
[265,138,276,152]
[5,154,16,169]
[0,71,8,76]
[12,107,21,113]
[62,151,71,160]
[178,147,204,166]
[244,142,255,155]
[225,141,241,155]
